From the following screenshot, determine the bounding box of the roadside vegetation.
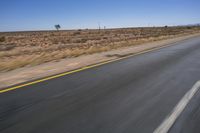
[0,26,200,72]
[0,36,5,42]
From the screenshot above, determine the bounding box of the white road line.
[154,80,200,133]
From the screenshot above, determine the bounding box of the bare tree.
[55,24,61,31]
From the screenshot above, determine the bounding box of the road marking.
[154,81,200,133]
[0,43,181,94]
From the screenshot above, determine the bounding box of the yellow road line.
[0,44,173,94]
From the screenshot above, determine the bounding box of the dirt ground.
[0,33,200,89]
[1,26,200,72]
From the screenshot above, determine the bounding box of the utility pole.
[98,22,101,33]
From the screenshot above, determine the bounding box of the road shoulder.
[0,33,200,90]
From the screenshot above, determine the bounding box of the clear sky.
[1,0,200,31]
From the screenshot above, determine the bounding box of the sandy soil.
[0,33,200,89]
[1,27,200,72]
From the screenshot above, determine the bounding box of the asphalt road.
[1,36,200,133]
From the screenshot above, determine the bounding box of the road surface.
[1,36,200,133]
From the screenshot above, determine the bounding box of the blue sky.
[1,0,200,31]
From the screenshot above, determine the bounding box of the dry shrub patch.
[0,26,200,72]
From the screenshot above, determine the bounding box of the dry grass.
[0,26,200,72]
[0,36,6,42]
